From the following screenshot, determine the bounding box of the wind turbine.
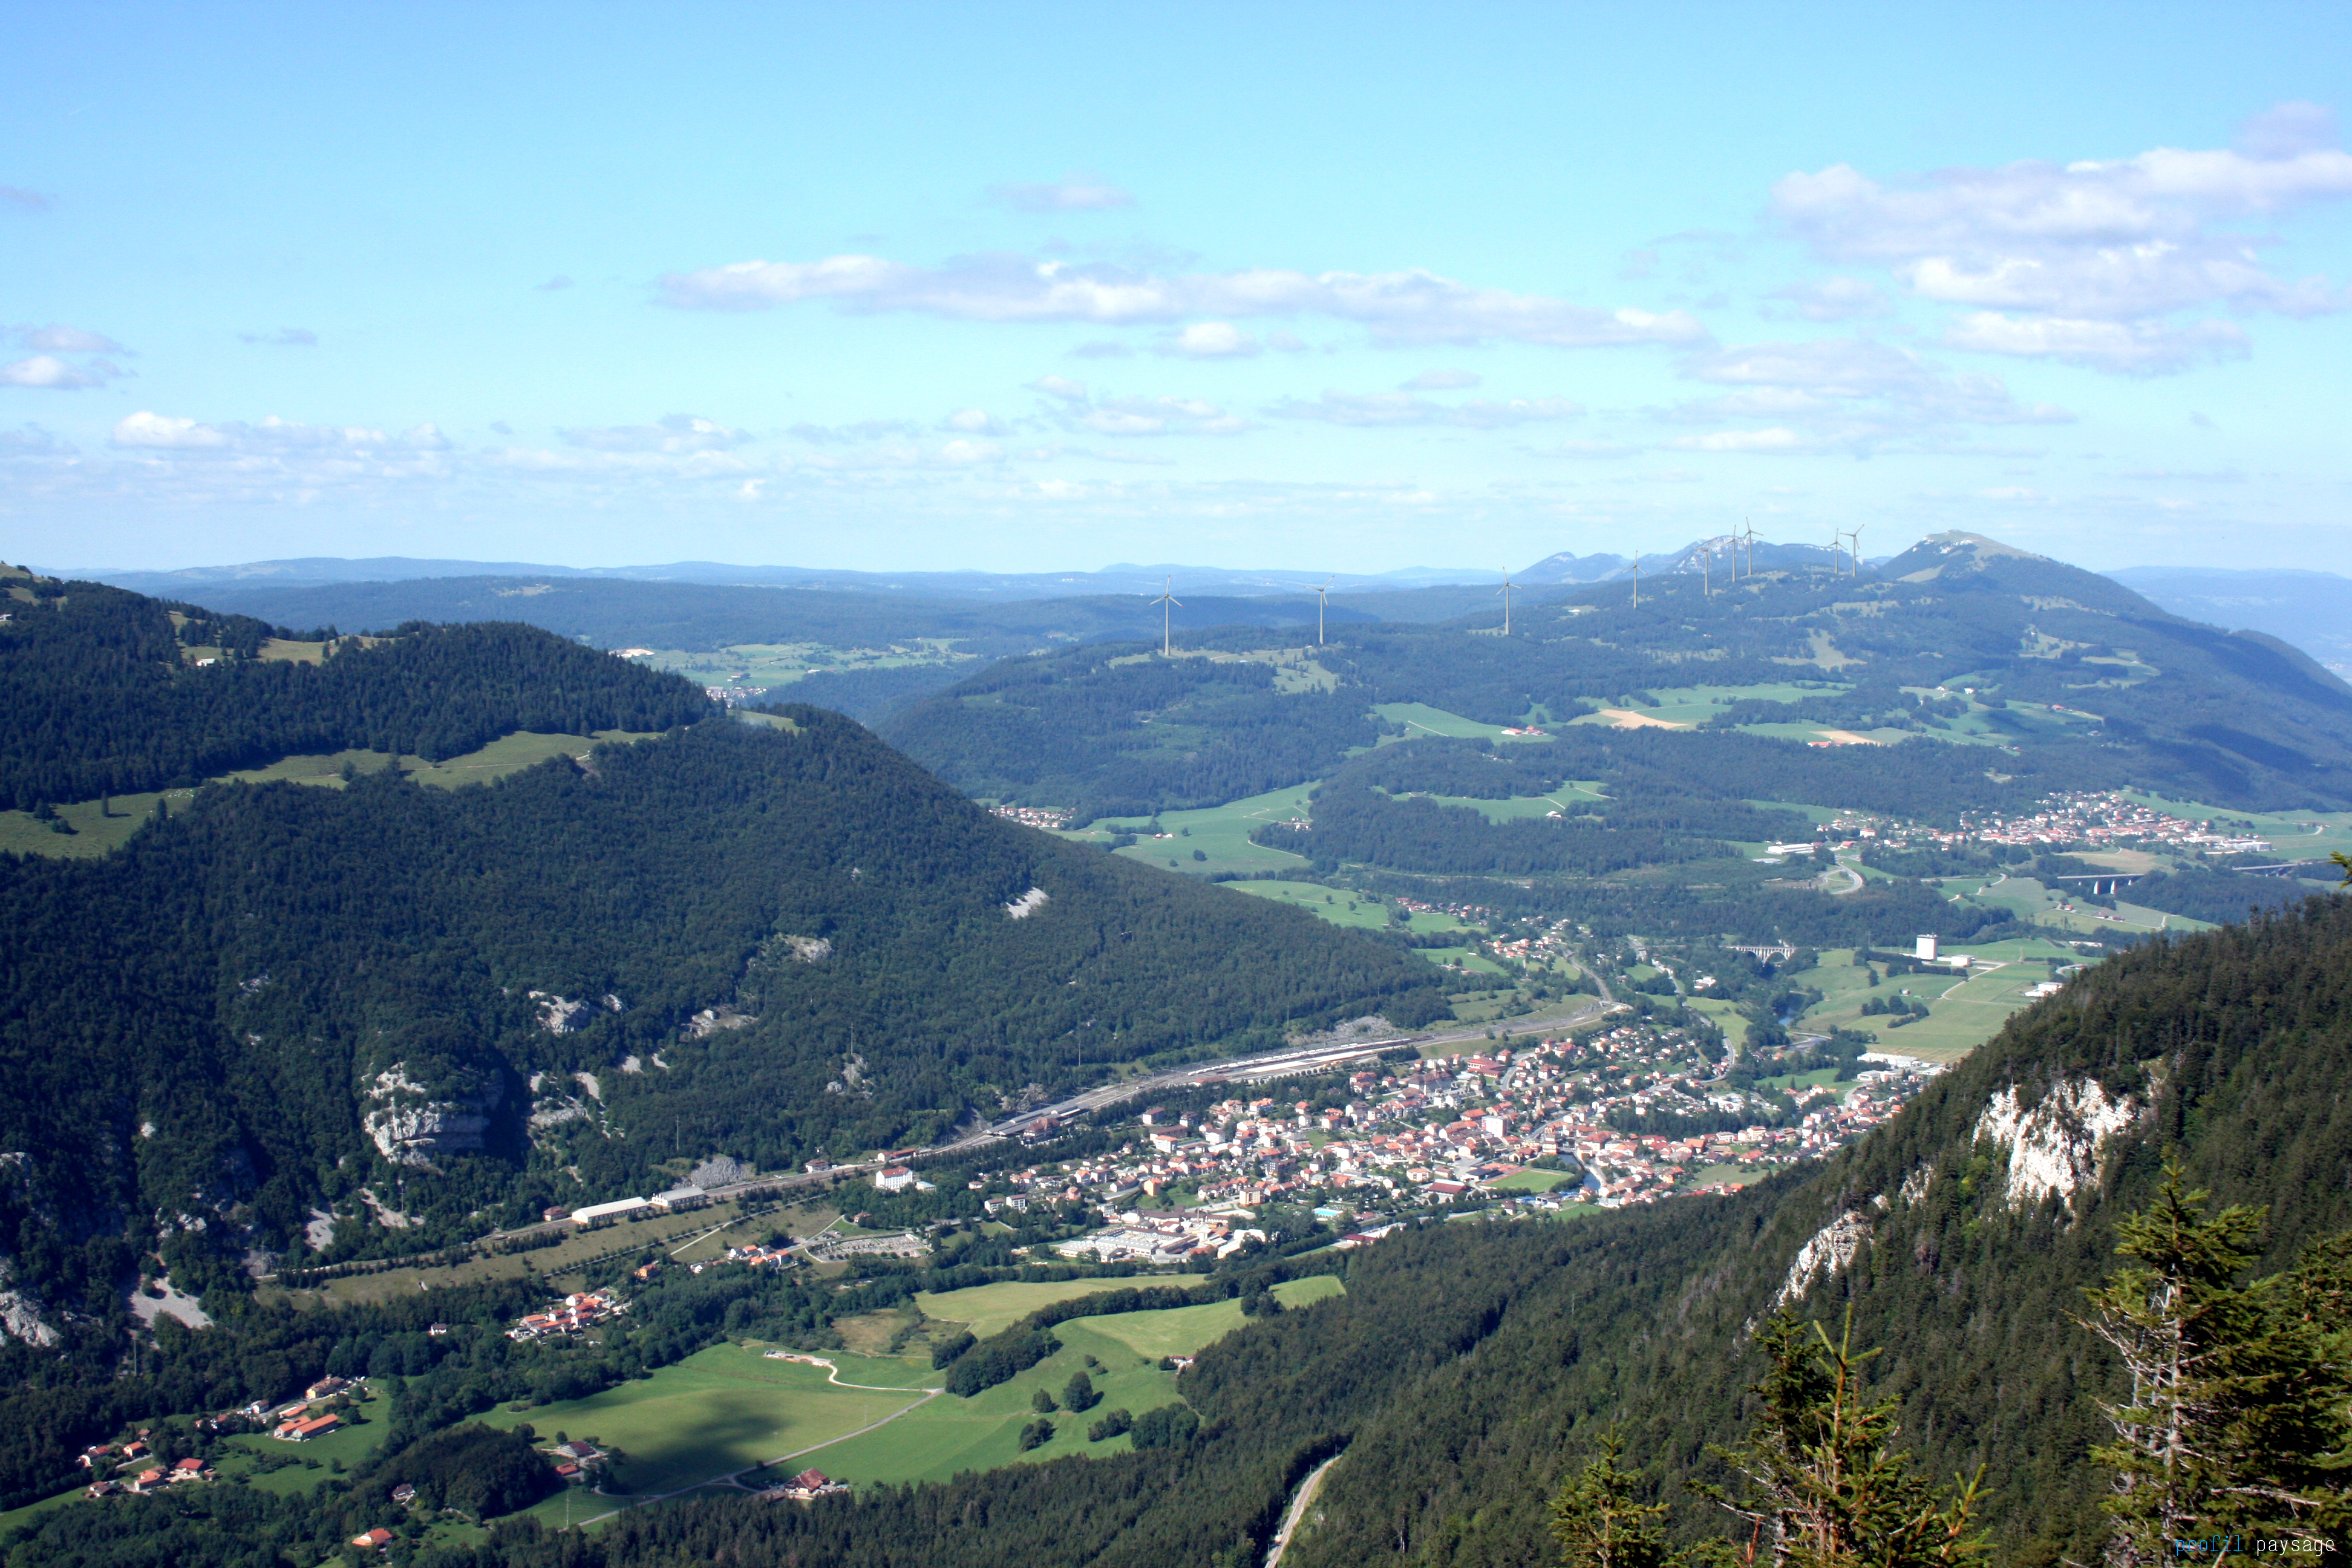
[1495,571,1517,635]
[1153,576,1181,657]
[1848,524,1866,578]
[1310,576,1333,645]
[1741,518,1758,577]
[1630,549,1640,610]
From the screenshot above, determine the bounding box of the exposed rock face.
[529,992,593,1033]
[1004,886,1050,920]
[685,1006,756,1040]
[1973,1077,2137,1213]
[781,935,831,962]
[0,1259,58,1347]
[361,1064,502,1166]
[1774,1209,1874,1309]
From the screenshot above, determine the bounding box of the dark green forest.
[881,534,2352,820]
[0,575,711,808]
[0,697,1442,1324]
[18,893,2350,1565]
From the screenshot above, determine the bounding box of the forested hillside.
[0,580,1447,1329]
[883,532,2352,821]
[0,568,710,809]
[36,892,2341,1566]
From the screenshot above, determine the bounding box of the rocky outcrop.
[1773,1209,1874,1310]
[1973,1077,2137,1213]
[529,991,593,1033]
[1004,886,1050,920]
[0,1258,58,1347]
[361,1063,502,1166]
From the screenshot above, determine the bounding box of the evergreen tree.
[1688,1310,1985,1566]
[2080,1165,2352,1560]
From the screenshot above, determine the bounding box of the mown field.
[477,1344,935,1506]
[0,729,664,859]
[799,1276,1344,1488]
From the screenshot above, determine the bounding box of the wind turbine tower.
[1312,576,1333,645]
[1153,576,1181,657]
[1630,549,1640,610]
[1848,524,1866,578]
[1496,571,1517,635]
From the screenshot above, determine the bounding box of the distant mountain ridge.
[62,555,1506,601]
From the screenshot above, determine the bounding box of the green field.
[1373,702,1553,742]
[1074,781,1323,876]
[635,640,973,689]
[915,1278,1151,1338]
[1413,790,1605,823]
[802,1276,1342,1487]
[1218,880,1464,935]
[477,1344,933,1501]
[1563,681,1849,730]
[1488,1168,1576,1193]
[0,730,664,860]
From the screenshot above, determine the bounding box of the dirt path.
[1264,1450,1345,1567]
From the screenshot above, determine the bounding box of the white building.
[1914,935,1938,961]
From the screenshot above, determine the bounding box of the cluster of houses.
[79,1442,216,1498]
[507,1287,628,1341]
[1005,1024,1941,1249]
[990,805,1071,831]
[1962,791,2270,855]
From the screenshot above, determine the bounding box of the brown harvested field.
[1809,729,1881,745]
[1596,708,1688,730]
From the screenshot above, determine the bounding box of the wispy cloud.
[535,275,576,292]
[1158,321,1259,358]
[112,411,448,453]
[16,324,126,354]
[658,250,1709,348]
[560,414,748,454]
[1400,368,1481,390]
[0,186,50,212]
[1,354,129,390]
[987,174,1135,212]
[238,327,319,347]
[1267,389,1583,428]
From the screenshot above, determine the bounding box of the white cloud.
[1076,394,1247,437]
[1,354,125,390]
[1682,338,2072,424]
[111,411,447,454]
[1770,103,2352,373]
[16,324,126,353]
[988,174,1135,212]
[535,275,576,292]
[658,251,1709,348]
[1069,340,1134,358]
[1763,276,1889,322]
[789,418,920,444]
[1941,312,2248,373]
[943,408,1008,434]
[1670,427,1811,453]
[0,186,49,212]
[560,414,750,453]
[1267,390,1583,428]
[1026,376,1091,403]
[1161,321,1259,358]
[239,327,319,347]
[1401,368,1481,390]
[936,438,1002,465]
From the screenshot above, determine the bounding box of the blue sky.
[8,2,2352,575]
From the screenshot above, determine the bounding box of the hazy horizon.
[7,5,2350,575]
